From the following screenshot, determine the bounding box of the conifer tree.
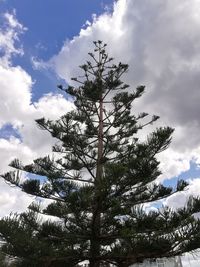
[1,41,200,267]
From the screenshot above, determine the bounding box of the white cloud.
[0,137,34,171]
[18,93,74,154]
[0,11,74,216]
[1,0,200,221]
[48,0,200,182]
[164,178,200,209]
[0,65,33,127]
[182,252,200,267]
[0,180,33,217]
[0,10,26,67]
[49,0,127,82]
[0,11,74,160]
[158,149,191,181]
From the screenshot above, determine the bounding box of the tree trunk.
[90,97,104,267]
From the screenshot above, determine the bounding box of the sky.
[0,0,200,265]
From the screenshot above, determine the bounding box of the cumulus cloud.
[18,93,74,154]
[164,178,200,211]
[0,10,26,67]
[0,11,74,216]
[47,0,200,181]
[1,0,200,219]
[182,252,200,267]
[0,179,33,217]
[0,11,73,160]
[49,0,127,82]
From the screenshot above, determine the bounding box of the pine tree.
[1,41,200,267]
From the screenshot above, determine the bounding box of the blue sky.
[1,0,114,100]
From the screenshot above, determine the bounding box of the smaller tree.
[1,41,200,267]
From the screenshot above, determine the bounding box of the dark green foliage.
[1,41,200,266]
[22,179,40,194]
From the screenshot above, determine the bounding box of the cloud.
[1,0,200,219]
[158,149,191,181]
[0,179,33,217]
[49,0,127,82]
[0,65,33,127]
[18,93,74,154]
[0,2,200,263]
[0,10,26,67]
[0,11,74,159]
[0,11,74,216]
[164,178,200,209]
[47,0,200,181]
[182,252,200,267]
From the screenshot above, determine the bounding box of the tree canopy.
[1,41,200,267]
